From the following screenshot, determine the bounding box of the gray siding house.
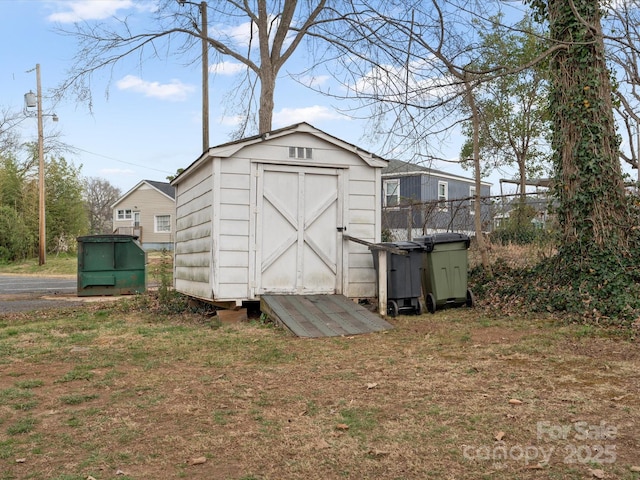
[382,160,492,239]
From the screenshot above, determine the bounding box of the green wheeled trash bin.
[371,241,423,317]
[77,234,147,296]
[414,233,474,314]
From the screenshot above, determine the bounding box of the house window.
[383,179,400,207]
[288,146,313,159]
[117,209,132,220]
[438,181,448,210]
[155,215,171,233]
[469,186,476,214]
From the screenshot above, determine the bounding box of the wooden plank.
[260,295,328,337]
[260,294,393,338]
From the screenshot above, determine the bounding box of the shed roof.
[171,122,388,186]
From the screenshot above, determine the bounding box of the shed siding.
[345,165,378,298]
[215,154,252,300]
[174,163,213,300]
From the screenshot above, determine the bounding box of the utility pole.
[36,64,45,266]
[178,0,209,152]
[200,1,209,152]
[25,64,57,266]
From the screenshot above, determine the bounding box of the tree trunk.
[548,0,630,251]
[258,70,276,134]
[467,81,492,274]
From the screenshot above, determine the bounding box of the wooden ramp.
[260,294,393,338]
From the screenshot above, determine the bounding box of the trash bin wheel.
[426,293,436,314]
[466,288,475,308]
[414,302,422,315]
[388,300,399,317]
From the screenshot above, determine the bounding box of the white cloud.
[214,15,293,50]
[211,61,246,76]
[349,59,459,104]
[100,168,136,175]
[273,106,343,126]
[218,115,244,127]
[47,0,155,23]
[116,75,195,101]
[298,75,331,89]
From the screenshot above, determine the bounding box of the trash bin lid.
[414,233,470,252]
[77,234,139,243]
[377,241,423,251]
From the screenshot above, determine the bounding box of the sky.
[0,0,572,197]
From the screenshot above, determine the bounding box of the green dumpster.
[77,235,147,296]
[414,233,474,314]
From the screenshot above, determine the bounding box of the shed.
[170,122,388,307]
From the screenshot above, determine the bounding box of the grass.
[0,253,78,276]
[0,302,638,480]
[0,250,168,278]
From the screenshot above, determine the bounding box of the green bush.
[492,202,551,245]
[0,206,35,262]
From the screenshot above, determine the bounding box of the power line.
[74,146,175,174]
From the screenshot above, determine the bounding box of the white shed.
[170,123,388,307]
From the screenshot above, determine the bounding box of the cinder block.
[216,308,248,324]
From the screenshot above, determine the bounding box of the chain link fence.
[382,192,553,242]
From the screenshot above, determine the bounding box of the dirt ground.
[0,304,639,480]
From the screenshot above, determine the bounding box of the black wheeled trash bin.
[414,233,474,314]
[371,241,423,317]
[77,234,147,296]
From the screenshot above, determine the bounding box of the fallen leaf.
[87,476,97,480]
[589,468,605,479]
[115,470,127,476]
[336,423,349,431]
[494,431,505,441]
[611,394,628,401]
[366,383,378,390]
[316,439,331,450]
[526,463,545,470]
[15,458,26,464]
[631,466,640,472]
[367,448,390,457]
[508,399,523,405]
[190,456,207,465]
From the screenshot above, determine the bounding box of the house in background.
[112,180,176,251]
[382,159,492,240]
[494,178,553,230]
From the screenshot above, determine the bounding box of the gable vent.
[288,146,313,159]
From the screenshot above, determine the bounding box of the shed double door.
[254,164,344,295]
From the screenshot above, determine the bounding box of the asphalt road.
[0,275,77,296]
[0,274,84,314]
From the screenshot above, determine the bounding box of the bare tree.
[460,15,551,202]
[0,107,23,159]
[56,0,339,136]
[83,177,121,234]
[308,0,517,272]
[604,0,640,174]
